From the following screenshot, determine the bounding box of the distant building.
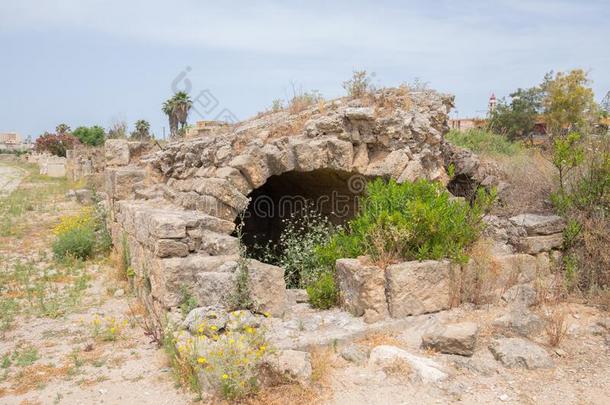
[448,118,486,132]
[488,93,497,114]
[0,132,21,145]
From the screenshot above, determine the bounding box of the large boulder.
[421,322,479,356]
[493,308,543,337]
[488,338,554,369]
[104,139,130,166]
[335,257,389,322]
[182,306,228,336]
[385,260,452,317]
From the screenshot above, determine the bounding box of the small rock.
[182,306,228,336]
[493,308,543,337]
[113,288,125,298]
[421,322,478,356]
[554,348,567,357]
[501,284,537,309]
[369,345,448,383]
[264,350,312,385]
[489,338,554,369]
[225,310,261,331]
[340,344,369,365]
[499,394,510,402]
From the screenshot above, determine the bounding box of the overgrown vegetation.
[317,179,492,267]
[445,128,523,156]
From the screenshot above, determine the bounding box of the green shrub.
[52,226,95,260]
[306,271,337,309]
[72,126,105,146]
[445,129,522,156]
[316,179,490,267]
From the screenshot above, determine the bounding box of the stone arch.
[235,168,364,256]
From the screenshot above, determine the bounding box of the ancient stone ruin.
[66,87,564,334]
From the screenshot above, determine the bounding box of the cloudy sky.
[1,0,608,138]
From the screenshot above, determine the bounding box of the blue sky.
[1,0,609,139]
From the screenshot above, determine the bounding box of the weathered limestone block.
[214,167,251,196]
[369,345,448,383]
[149,213,187,239]
[489,338,554,369]
[421,322,479,356]
[335,257,388,323]
[104,139,130,166]
[199,232,239,255]
[385,260,452,317]
[519,234,563,254]
[229,154,270,189]
[106,167,145,201]
[291,139,328,172]
[397,159,425,183]
[351,143,369,172]
[509,214,565,235]
[154,239,189,258]
[262,143,296,174]
[491,254,538,286]
[326,139,354,171]
[192,178,249,211]
[150,254,238,307]
[247,260,287,317]
[344,107,374,121]
[366,149,410,179]
[195,272,237,308]
[263,350,312,385]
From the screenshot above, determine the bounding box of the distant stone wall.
[66,146,105,184]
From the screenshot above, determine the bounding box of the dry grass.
[454,239,501,306]
[381,359,412,379]
[356,332,402,349]
[6,364,70,396]
[543,306,569,347]
[492,149,556,216]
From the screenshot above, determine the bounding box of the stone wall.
[65,146,105,184]
[101,87,520,320]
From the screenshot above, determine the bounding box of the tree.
[552,131,585,193]
[72,126,106,146]
[131,119,152,141]
[55,123,71,135]
[162,92,192,139]
[543,69,597,137]
[34,133,80,157]
[488,86,543,142]
[162,98,179,138]
[172,91,193,133]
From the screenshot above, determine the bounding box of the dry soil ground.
[0,158,608,405]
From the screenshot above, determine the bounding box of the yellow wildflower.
[222,374,229,380]
[197,357,207,364]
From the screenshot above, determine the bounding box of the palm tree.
[162,98,179,138]
[55,123,71,135]
[132,119,151,140]
[172,91,193,134]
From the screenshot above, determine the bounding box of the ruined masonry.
[85,87,564,322]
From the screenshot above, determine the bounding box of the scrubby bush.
[52,226,96,260]
[72,125,106,146]
[445,129,523,156]
[343,70,375,98]
[316,179,491,268]
[306,271,338,309]
[34,133,80,157]
[52,204,112,261]
[551,133,609,293]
